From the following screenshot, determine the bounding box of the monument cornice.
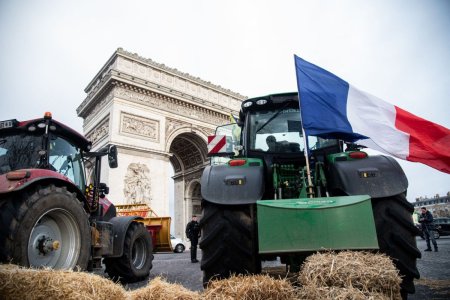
[78,48,246,120]
[111,73,237,116]
[77,73,114,118]
[78,70,241,123]
[115,143,172,160]
[115,48,247,100]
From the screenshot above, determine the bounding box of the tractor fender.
[0,171,86,205]
[327,155,408,198]
[201,164,264,205]
[108,216,144,257]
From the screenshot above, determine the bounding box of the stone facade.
[413,192,450,217]
[77,48,245,238]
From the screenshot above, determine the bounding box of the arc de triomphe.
[77,48,245,238]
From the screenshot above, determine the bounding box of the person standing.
[185,215,201,263]
[419,207,438,252]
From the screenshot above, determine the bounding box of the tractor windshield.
[0,132,86,191]
[249,108,305,153]
[0,133,42,174]
[49,136,86,191]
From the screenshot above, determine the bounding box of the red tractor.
[0,113,153,282]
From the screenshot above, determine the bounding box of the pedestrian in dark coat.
[185,215,201,262]
[419,207,438,252]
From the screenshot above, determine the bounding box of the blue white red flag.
[294,55,450,174]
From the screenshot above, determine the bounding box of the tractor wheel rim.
[28,208,81,269]
[132,237,147,270]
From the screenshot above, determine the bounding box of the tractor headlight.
[242,101,253,108]
[256,99,267,105]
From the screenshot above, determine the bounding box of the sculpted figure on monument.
[87,119,109,145]
[123,163,152,204]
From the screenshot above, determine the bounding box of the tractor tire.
[104,221,153,283]
[371,193,421,298]
[0,185,90,269]
[199,201,261,287]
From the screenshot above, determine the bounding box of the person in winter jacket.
[185,215,201,262]
[419,207,438,252]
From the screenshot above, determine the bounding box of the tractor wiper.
[256,102,291,134]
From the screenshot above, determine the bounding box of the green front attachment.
[257,195,378,254]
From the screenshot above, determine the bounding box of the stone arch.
[185,179,202,216]
[77,48,245,239]
[165,126,208,154]
[167,131,207,237]
[167,132,207,172]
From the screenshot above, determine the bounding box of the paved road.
[411,236,450,299]
[126,237,450,299]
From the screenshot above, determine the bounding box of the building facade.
[413,192,450,217]
[77,48,246,238]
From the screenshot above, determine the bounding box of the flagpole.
[298,94,314,198]
[301,125,314,198]
[295,55,314,198]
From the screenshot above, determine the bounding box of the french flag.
[294,55,450,174]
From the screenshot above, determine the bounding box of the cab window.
[49,136,85,191]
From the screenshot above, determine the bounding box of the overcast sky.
[0,0,448,203]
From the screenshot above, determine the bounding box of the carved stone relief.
[165,118,189,138]
[115,48,246,102]
[197,126,215,137]
[114,84,229,126]
[124,163,152,205]
[120,113,159,142]
[165,118,214,140]
[85,116,109,146]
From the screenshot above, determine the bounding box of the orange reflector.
[6,171,31,180]
[44,112,52,119]
[229,159,247,167]
[349,151,368,159]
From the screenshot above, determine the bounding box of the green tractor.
[199,93,421,297]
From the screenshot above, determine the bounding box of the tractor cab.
[211,93,342,199]
[0,113,91,192]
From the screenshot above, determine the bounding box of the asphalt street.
[125,237,450,299]
[412,236,450,299]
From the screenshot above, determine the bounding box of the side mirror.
[108,145,118,168]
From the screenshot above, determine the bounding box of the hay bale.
[128,276,199,300]
[296,285,390,300]
[202,274,297,300]
[0,264,126,300]
[262,266,299,285]
[298,251,402,299]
